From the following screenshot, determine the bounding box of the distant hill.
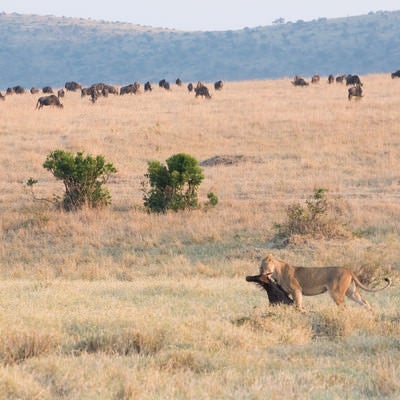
[1,10,400,88]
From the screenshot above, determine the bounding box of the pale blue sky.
[1,0,399,30]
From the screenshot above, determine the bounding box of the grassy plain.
[0,76,400,399]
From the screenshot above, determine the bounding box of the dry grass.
[1,75,400,398]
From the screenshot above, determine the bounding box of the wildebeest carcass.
[214,80,223,90]
[346,74,362,86]
[246,274,294,306]
[65,81,82,91]
[144,81,152,92]
[292,77,309,86]
[35,94,63,109]
[391,70,400,79]
[194,85,211,98]
[348,84,363,100]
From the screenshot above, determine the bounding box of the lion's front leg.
[292,289,305,312]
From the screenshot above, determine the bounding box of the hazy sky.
[1,1,399,30]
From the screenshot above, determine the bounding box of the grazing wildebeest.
[176,78,182,86]
[0,92,5,101]
[348,84,363,100]
[144,81,152,92]
[214,80,223,90]
[57,89,65,98]
[391,70,400,79]
[30,87,40,94]
[336,75,346,83]
[42,86,54,94]
[292,77,309,86]
[159,79,166,88]
[65,81,82,91]
[328,74,335,84]
[246,274,294,306]
[187,83,193,92]
[35,94,63,109]
[195,85,211,98]
[81,87,91,97]
[311,74,320,84]
[9,85,25,94]
[103,84,118,95]
[120,82,140,95]
[346,74,362,86]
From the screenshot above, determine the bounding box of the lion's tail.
[352,273,391,292]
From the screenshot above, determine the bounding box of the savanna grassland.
[0,76,400,399]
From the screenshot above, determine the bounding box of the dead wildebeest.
[246,274,293,306]
[35,94,63,109]
[348,84,363,100]
[195,85,211,98]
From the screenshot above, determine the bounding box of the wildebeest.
[159,79,166,88]
[57,89,65,98]
[144,81,152,92]
[42,86,53,94]
[35,94,63,109]
[195,85,211,98]
[311,74,320,84]
[292,77,309,86]
[30,87,40,94]
[176,78,182,86]
[7,85,25,94]
[391,70,400,79]
[346,74,362,86]
[120,82,140,95]
[187,83,193,92]
[65,81,82,91]
[348,84,363,100]
[336,75,346,83]
[328,74,335,84]
[0,92,5,101]
[246,274,294,306]
[214,80,223,90]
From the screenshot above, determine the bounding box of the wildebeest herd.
[0,78,224,109]
[291,72,372,100]
[1,70,400,108]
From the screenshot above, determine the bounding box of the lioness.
[258,254,391,312]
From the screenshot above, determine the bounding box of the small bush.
[31,150,117,211]
[274,188,352,244]
[142,153,205,213]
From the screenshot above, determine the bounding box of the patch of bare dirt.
[200,155,259,167]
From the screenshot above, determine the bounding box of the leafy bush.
[39,150,117,211]
[142,153,205,213]
[274,188,352,244]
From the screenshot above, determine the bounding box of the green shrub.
[142,153,205,213]
[40,150,117,211]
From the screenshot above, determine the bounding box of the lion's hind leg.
[346,282,372,310]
